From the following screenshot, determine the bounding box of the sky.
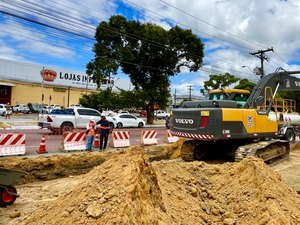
[1,0,300,97]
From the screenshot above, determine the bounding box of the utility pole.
[187,85,194,101]
[250,47,273,78]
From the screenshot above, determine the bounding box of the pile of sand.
[15,146,300,225]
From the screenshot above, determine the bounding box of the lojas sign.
[40,68,97,89]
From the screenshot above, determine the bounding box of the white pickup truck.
[38,107,117,134]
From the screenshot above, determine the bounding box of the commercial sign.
[40,69,57,82]
[0,59,132,91]
[0,59,98,90]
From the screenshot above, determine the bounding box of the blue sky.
[1,0,300,96]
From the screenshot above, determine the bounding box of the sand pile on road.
[16,146,300,225]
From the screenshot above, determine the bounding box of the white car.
[154,110,170,119]
[42,106,54,114]
[50,104,61,110]
[0,104,6,116]
[118,110,129,114]
[113,114,145,128]
[13,104,30,113]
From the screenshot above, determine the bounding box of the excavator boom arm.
[244,70,300,109]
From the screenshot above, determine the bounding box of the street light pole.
[241,65,259,80]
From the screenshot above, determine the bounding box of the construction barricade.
[37,135,48,154]
[93,133,100,148]
[140,130,158,145]
[109,131,130,148]
[165,130,179,143]
[61,131,86,151]
[0,133,26,156]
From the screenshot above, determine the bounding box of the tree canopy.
[87,15,204,123]
[79,89,147,111]
[203,73,240,90]
[234,78,256,92]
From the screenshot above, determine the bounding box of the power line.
[0,0,287,82]
[159,0,266,49]
[122,0,257,52]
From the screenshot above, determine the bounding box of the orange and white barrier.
[110,131,130,148]
[0,133,26,156]
[61,131,86,151]
[165,130,179,143]
[37,135,47,154]
[93,133,100,148]
[140,130,158,145]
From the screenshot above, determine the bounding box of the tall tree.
[87,15,204,123]
[234,78,256,92]
[203,73,240,90]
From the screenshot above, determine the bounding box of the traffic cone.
[93,133,100,148]
[37,135,48,154]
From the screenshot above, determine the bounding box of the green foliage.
[87,15,204,123]
[234,79,256,92]
[79,89,148,111]
[277,91,300,112]
[203,73,240,90]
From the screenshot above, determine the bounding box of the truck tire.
[284,129,296,142]
[0,186,17,207]
[61,122,74,133]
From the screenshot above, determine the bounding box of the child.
[86,118,96,152]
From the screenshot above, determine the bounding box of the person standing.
[165,115,170,129]
[5,103,12,119]
[86,118,96,152]
[96,114,111,151]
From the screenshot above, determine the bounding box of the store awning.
[0,82,15,86]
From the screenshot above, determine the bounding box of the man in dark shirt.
[96,114,111,150]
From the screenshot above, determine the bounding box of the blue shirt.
[97,119,110,134]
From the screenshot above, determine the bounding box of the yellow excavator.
[170,69,300,164]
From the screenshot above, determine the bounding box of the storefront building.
[0,59,130,107]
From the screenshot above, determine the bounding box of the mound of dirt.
[13,146,300,225]
[0,141,181,184]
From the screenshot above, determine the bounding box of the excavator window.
[209,93,224,100]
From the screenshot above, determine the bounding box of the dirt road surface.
[0,141,300,225]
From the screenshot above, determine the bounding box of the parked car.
[139,110,147,117]
[42,106,54,114]
[13,104,30,114]
[113,114,145,128]
[70,104,81,108]
[154,110,170,119]
[103,110,117,117]
[50,104,61,110]
[28,103,43,113]
[118,110,130,114]
[0,104,7,116]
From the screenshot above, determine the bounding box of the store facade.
[0,59,130,107]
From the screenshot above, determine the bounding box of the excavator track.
[235,140,290,166]
[180,139,290,165]
[180,140,197,161]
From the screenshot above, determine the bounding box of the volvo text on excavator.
[170,69,300,164]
